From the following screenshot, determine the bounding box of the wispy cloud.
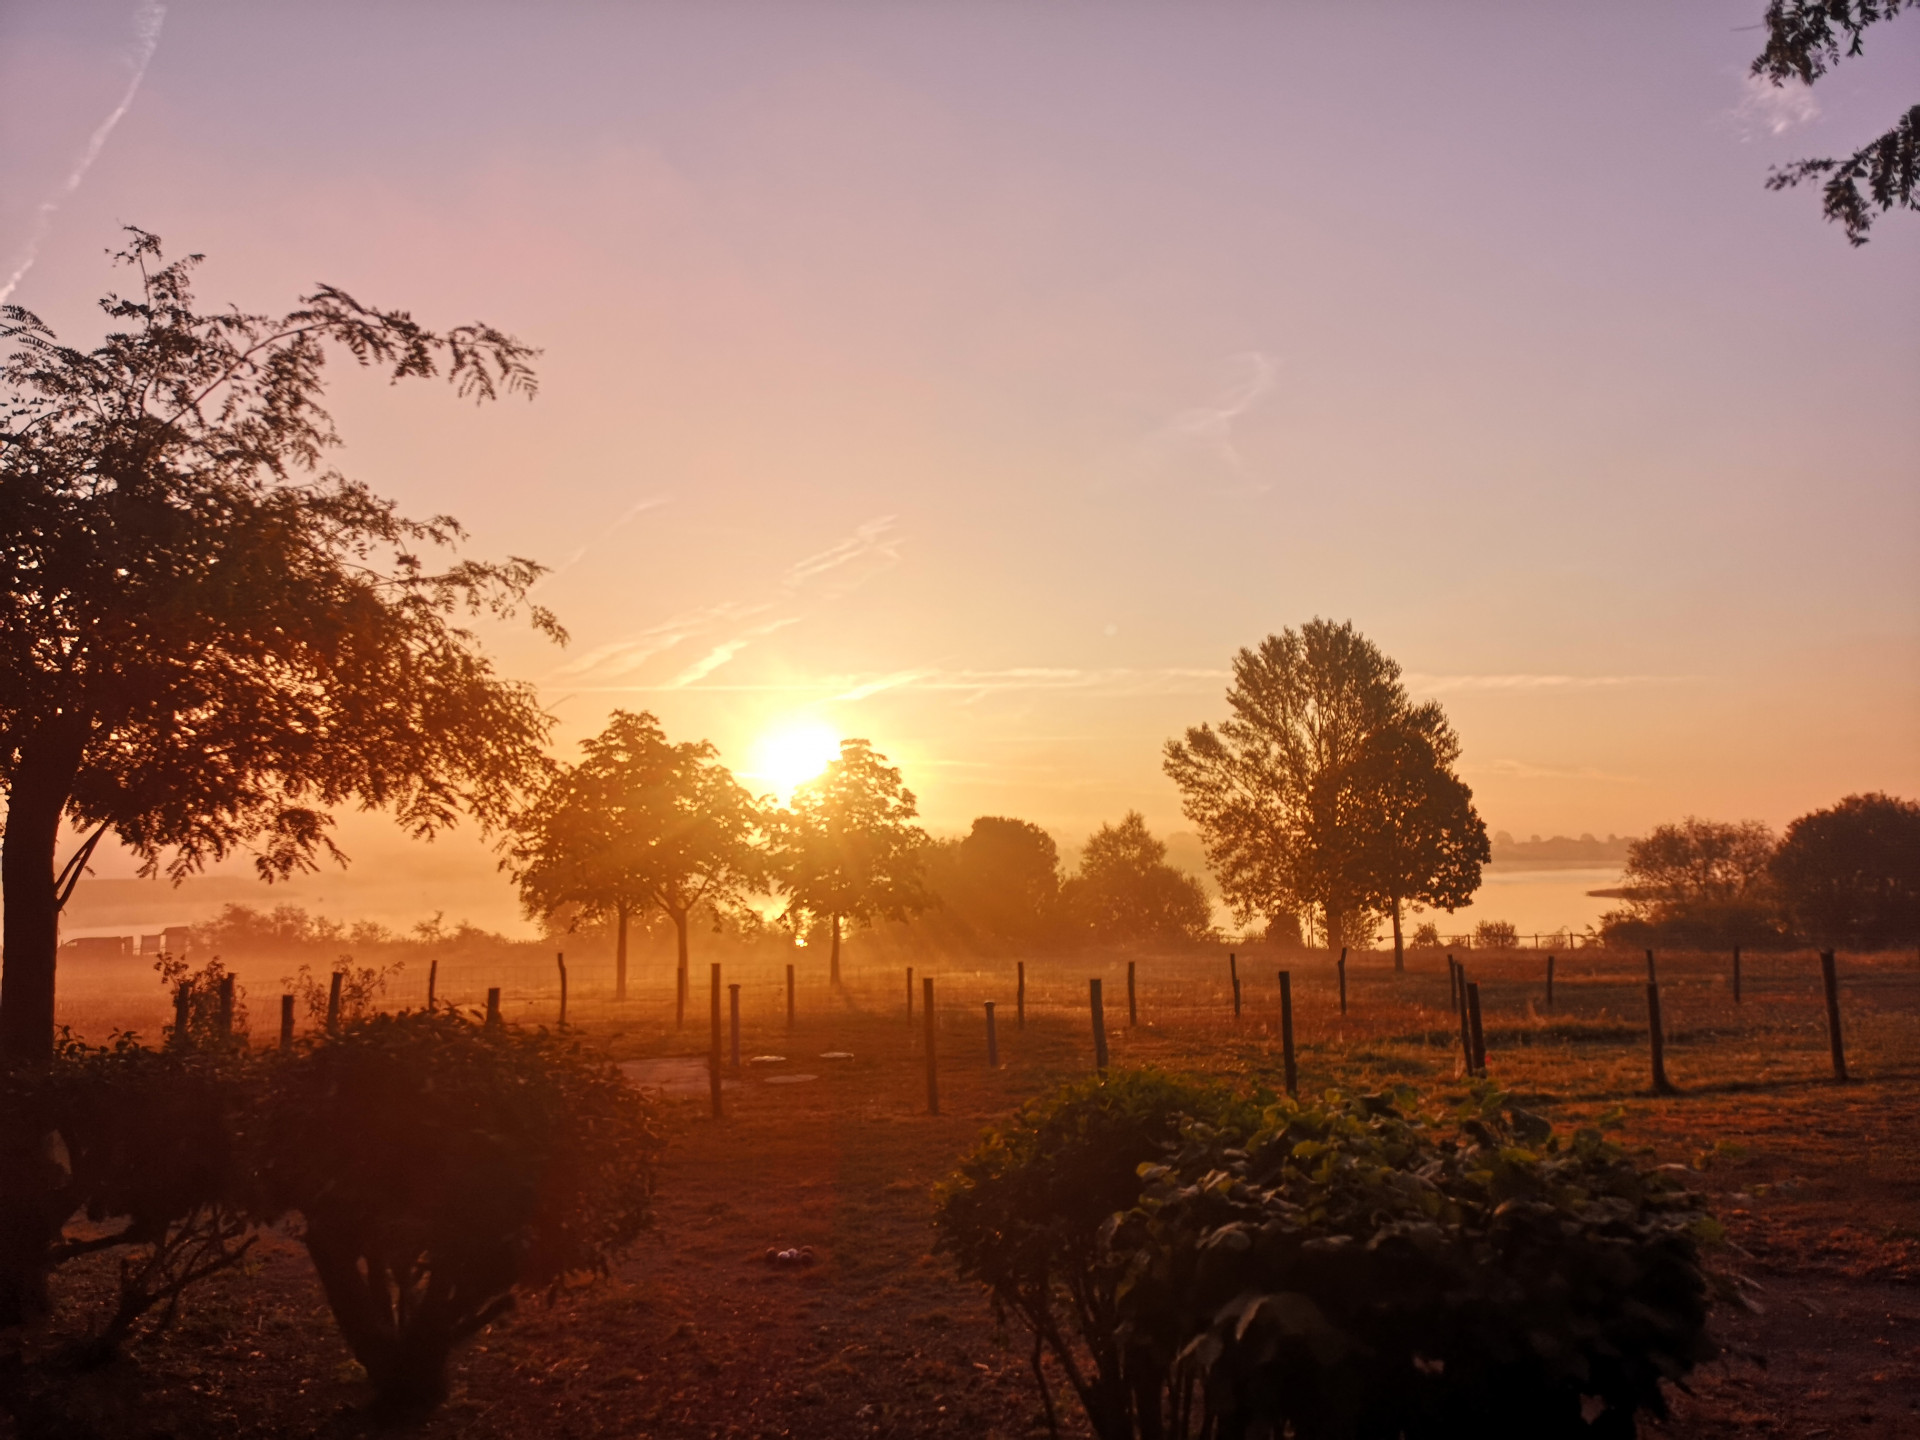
[569,665,1230,699]
[1472,758,1646,785]
[1404,673,1680,694]
[1730,72,1819,140]
[1,2,166,305]
[550,515,901,689]
[1151,351,1277,491]
[532,493,671,592]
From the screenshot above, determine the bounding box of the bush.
[934,1070,1259,1440]
[1472,919,1518,949]
[46,1034,255,1360]
[940,1073,1722,1440]
[1770,792,1920,948]
[256,1010,660,1411]
[1112,1087,1719,1440]
[0,1018,255,1354]
[1410,921,1441,947]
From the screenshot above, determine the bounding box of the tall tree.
[0,231,554,1066]
[1769,792,1920,947]
[772,739,930,985]
[1752,1,1917,243]
[1163,620,1473,953]
[927,816,1063,949]
[507,711,763,1004]
[1062,812,1214,945]
[1343,727,1489,971]
[1598,817,1782,949]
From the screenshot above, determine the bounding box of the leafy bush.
[1472,918,1518,948]
[1123,1087,1717,1440]
[0,1022,254,1353]
[255,1010,660,1411]
[154,954,250,1049]
[45,1034,255,1360]
[934,1070,1259,1439]
[940,1073,1721,1440]
[1409,921,1441,947]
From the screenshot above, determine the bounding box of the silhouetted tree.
[1344,727,1489,970]
[1164,620,1470,953]
[927,816,1063,949]
[1770,792,1920,947]
[772,739,930,983]
[0,233,553,1325]
[0,231,552,1068]
[1599,817,1781,948]
[1063,812,1213,945]
[1752,1,1917,243]
[507,711,763,1002]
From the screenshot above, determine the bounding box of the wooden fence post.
[786,963,795,1029]
[1016,961,1026,1030]
[1337,947,1347,1017]
[1466,981,1487,1076]
[1278,970,1297,1097]
[1127,960,1138,1027]
[1820,950,1848,1082]
[427,958,437,1010]
[1646,982,1676,1095]
[1090,978,1109,1074]
[1455,968,1474,1076]
[325,971,344,1035]
[729,983,741,1070]
[1546,954,1555,1009]
[1230,952,1241,1019]
[923,977,939,1115]
[216,974,235,1040]
[1646,948,1658,986]
[708,963,723,1119]
[1732,946,1742,1004]
[279,994,294,1050]
[485,986,501,1027]
[172,981,193,1049]
[557,951,568,1028]
[985,1001,999,1068]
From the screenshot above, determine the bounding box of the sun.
[750,721,841,799]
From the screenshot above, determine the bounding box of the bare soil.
[5,946,1918,1438]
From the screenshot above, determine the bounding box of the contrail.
[0,1,167,305]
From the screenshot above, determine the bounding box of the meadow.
[23,940,1920,1438]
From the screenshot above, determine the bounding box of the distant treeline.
[1596,793,1919,950]
[1490,832,1634,866]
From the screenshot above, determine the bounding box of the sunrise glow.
[748,723,841,801]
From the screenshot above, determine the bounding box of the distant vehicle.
[60,935,133,959]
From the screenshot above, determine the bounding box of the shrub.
[1769,792,1920,948]
[1410,921,1441,947]
[1111,1087,1720,1440]
[1473,918,1518,949]
[45,1034,255,1361]
[255,1010,660,1411]
[934,1069,1259,1440]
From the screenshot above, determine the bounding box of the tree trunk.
[1324,903,1345,958]
[1392,897,1405,973]
[1,722,88,1063]
[614,901,629,1002]
[830,914,842,987]
[672,904,690,1011]
[0,724,87,1323]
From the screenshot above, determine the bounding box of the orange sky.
[6,1,1916,937]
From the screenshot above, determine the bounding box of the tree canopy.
[926,815,1064,949]
[506,710,764,1001]
[1163,620,1482,952]
[1752,1,1917,243]
[1063,812,1214,945]
[1769,792,1920,947]
[772,739,930,982]
[0,231,554,1063]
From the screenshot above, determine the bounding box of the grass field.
[15,942,1920,1437]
